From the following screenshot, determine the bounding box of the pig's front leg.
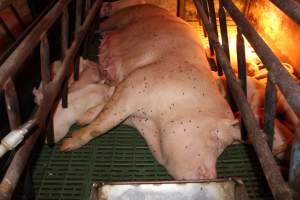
[125,116,165,165]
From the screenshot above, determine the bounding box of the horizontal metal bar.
[269,0,300,25]
[193,1,293,199]
[222,0,300,121]
[0,0,72,89]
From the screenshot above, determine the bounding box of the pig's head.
[162,117,240,180]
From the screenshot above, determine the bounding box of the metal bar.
[75,0,83,32]
[0,0,72,89]
[40,33,51,91]
[61,8,69,108]
[222,0,300,120]
[289,125,300,185]
[0,0,12,11]
[83,0,92,58]
[0,1,102,198]
[4,78,21,129]
[40,33,54,145]
[207,0,222,75]
[269,0,300,25]
[263,74,276,149]
[193,1,293,199]
[219,5,230,60]
[0,17,15,41]
[9,4,26,29]
[74,50,80,81]
[202,0,214,55]
[74,0,83,80]
[236,28,247,140]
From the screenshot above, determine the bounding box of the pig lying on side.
[60,4,241,180]
[33,58,114,143]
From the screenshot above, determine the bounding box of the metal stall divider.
[0,0,103,199]
[193,0,295,199]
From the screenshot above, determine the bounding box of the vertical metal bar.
[61,8,69,108]
[83,0,92,58]
[40,33,54,145]
[219,2,230,60]
[74,0,83,80]
[219,1,236,111]
[289,125,300,199]
[236,29,247,93]
[263,75,276,149]
[76,0,83,32]
[202,0,213,54]
[208,0,222,75]
[40,33,51,90]
[9,4,26,29]
[4,78,21,129]
[236,28,247,140]
[0,16,15,41]
[74,52,80,81]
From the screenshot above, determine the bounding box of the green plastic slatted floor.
[32,125,273,200]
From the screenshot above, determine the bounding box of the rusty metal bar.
[0,0,72,89]
[74,0,83,80]
[207,0,222,75]
[4,78,21,129]
[222,0,300,120]
[9,4,26,29]
[61,8,69,108]
[40,33,51,91]
[264,74,276,149]
[40,33,54,145]
[202,0,213,55]
[0,17,15,41]
[0,0,102,198]
[83,0,92,58]
[236,28,247,141]
[219,4,229,60]
[289,126,300,186]
[0,0,12,11]
[269,0,300,25]
[193,1,293,199]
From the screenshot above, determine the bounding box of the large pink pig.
[60,5,241,180]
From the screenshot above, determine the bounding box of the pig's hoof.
[60,138,84,152]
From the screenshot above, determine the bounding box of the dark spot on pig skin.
[144,76,147,81]
[182,92,185,95]
[202,93,205,96]
[172,131,175,134]
[189,120,192,123]
[198,154,201,157]
[184,129,186,132]
[185,145,188,149]
[197,126,200,129]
